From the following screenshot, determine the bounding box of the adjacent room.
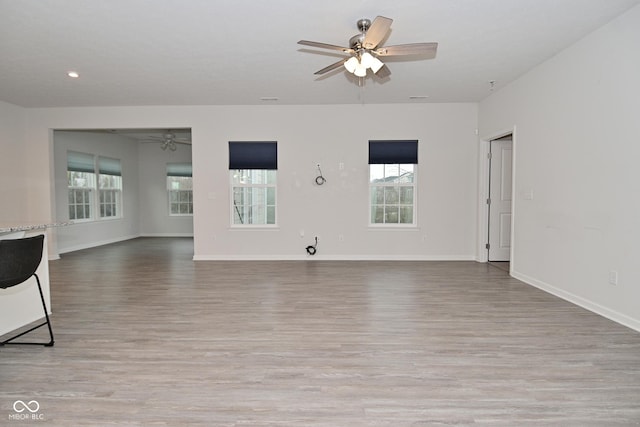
[1,1,639,425]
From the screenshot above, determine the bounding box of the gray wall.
[53,131,141,253]
[138,139,194,237]
[23,103,478,260]
[478,5,640,330]
[53,131,194,253]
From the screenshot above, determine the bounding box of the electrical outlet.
[338,234,344,241]
[608,270,618,285]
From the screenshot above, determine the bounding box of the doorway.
[487,135,513,262]
[52,128,194,255]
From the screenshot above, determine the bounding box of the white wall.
[192,104,478,260]
[22,103,478,260]
[138,140,193,236]
[0,101,27,224]
[478,5,640,330]
[53,131,141,253]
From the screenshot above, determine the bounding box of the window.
[98,157,122,219]
[231,169,276,225]
[67,151,122,221]
[68,175,95,221]
[229,142,277,226]
[369,140,418,226]
[167,163,193,215]
[67,151,96,221]
[370,164,416,224]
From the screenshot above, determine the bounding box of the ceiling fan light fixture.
[300,16,438,82]
[360,52,375,68]
[370,56,384,73]
[344,56,359,73]
[354,63,367,77]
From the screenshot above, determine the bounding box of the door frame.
[477,126,517,269]
[488,136,513,262]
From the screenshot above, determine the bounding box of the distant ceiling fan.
[141,131,191,151]
[298,16,438,78]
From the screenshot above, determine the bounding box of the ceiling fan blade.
[362,16,393,49]
[298,40,353,54]
[314,59,348,75]
[375,42,438,58]
[375,64,391,79]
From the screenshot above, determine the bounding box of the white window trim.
[229,170,278,227]
[67,187,94,223]
[166,163,193,216]
[168,189,193,216]
[67,159,123,222]
[97,175,123,220]
[99,188,123,219]
[368,164,417,227]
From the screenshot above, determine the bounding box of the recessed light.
[260,97,279,101]
[67,71,80,78]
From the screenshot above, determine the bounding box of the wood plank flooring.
[1,237,639,426]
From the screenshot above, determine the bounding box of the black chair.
[0,235,55,346]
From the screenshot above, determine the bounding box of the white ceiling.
[1,0,638,108]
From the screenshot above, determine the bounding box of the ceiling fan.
[141,130,191,151]
[298,16,438,79]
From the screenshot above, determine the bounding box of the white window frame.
[68,173,95,222]
[67,152,123,222]
[230,169,277,227]
[98,172,122,219]
[167,163,193,216]
[369,163,417,227]
[167,179,193,216]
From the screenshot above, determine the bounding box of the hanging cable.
[306,236,318,255]
[233,199,244,224]
[315,164,326,185]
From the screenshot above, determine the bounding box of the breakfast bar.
[0,223,69,337]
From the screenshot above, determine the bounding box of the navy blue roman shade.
[368,140,418,164]
[229,141,278,169]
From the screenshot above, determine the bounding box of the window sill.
[229,225,280,231]
[368,225,420,231]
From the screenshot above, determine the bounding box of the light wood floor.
[1,237,639,426]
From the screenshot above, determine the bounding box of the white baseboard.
[58,234,140,254]
[512,270,640,333]
[57,234,194,255]
[193,254,476,261]
[139,233,194,237]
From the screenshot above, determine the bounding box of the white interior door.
[488,138,513,261]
